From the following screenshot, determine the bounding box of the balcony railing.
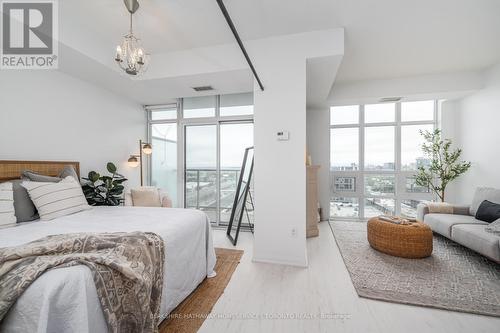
[185,168,240,208]
[185,168,255,225]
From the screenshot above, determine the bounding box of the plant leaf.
[107,162,117,174]
[88,171,100,182]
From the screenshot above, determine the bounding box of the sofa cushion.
[424,213,487,238]
[470,187,500,216]
[451,224,500,262]
[475,200,500,223]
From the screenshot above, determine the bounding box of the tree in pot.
[82,162,127,206]
[415,129,471,202]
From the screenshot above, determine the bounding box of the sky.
[331,125,431,168]
[330,101,434,169]
[152,122,253,169]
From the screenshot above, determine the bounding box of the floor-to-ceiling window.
[149,104,178,207]
[330,100,436,220]
[148,92,254,226]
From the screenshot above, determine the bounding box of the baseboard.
[252,255,308,268]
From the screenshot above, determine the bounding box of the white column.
[253,55,308,266]
[250,29,344,267]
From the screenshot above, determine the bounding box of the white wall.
[306,107,330,221]
[0,70,145,188]
[439,99,461,203]
[442,63,500,204]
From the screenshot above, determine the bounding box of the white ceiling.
[58,0,500,103]
[332,0,500,82]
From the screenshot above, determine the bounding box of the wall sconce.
[128,139,152,186]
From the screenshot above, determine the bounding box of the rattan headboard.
[0,160,80,182]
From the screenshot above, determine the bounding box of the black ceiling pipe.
[215,0,265,91]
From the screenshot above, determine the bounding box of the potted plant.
[415,129,471,202]
[81,162,127,206]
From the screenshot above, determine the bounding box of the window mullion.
[359,105,365,219]
[216,123,221,226]
[395,102,402,216]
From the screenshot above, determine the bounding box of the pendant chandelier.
[115,0,149,76]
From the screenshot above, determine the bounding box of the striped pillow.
[22,176,90,221]
[0,182,16,227]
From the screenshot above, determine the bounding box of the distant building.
[383,162,395,170]
[332,163,359,171]
[334,176,356,192]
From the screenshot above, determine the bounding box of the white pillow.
[131,188,161,207]
[22,176,90,221]
[0,182,16,227]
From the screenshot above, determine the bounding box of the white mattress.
[0,206,217,333]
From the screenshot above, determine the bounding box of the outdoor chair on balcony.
[124,186,173,208]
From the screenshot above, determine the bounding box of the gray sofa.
[417,187,500,263]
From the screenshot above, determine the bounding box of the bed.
[0,161,217,333]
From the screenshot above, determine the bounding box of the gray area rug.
[330,221,500,317]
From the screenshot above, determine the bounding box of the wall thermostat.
[276,131,289,141]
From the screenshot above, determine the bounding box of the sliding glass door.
[185,125,218,221]
[182,93,254,225]
[184,121,254,225]
[219,122,254,223]
[330,101,436,220]
[149,93,254,225]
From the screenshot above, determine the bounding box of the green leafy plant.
[81,162,127,206]
[415,129,471,202]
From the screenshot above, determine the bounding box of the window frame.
[147,94,254,226]
[330,101,437,221]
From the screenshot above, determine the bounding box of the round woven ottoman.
[367,217,433,258]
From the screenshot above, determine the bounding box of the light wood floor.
[199,222,500,333]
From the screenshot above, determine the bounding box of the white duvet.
[0,206,217,333]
